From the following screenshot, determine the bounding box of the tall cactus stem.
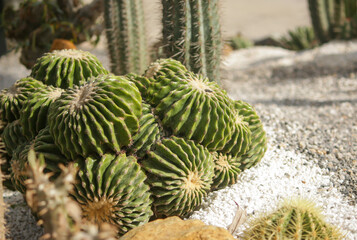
[104,0,149,75]
[308,0,331,43]
[162,0,222,83]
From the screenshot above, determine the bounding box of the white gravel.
[189,128,357,239]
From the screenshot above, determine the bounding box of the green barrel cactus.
[20,86,64,139]
[10,126,68,193]
[48,75,142,159]
[235,100,267,171]
[211,152,241,190]
[146,61,235,151]
[1,120,27,156]
[242,198,344,240]
[104,0,149,75]
[0,77,47,122]
[30,49,109,89]
[144,58,188,80]
[142,136,214,218]
[0,120,14,190]
[125,73,152,98]
[127,102,161,158]
[219,107,252,158]
[72,153,153,236]
[161,0,222,83]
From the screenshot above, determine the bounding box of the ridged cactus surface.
[142,136,214,217]
[126,73,152,98]
[72,153,153,236]
[10,127,68,193]
[128,102,161,158]
[30,49,109,89]
[234,100,267,171]
[104,0,149,75]
[20,86,64,139]
[48,75,142,159]
[146,59,235,151]
[0,77,46,122]
[211,152,241,190]
[242,198,344,240]
[161,0,222,83]
[2,120,27,156]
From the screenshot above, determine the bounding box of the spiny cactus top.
[0,77,47,122]
[242,198,344,240]
[142,136,214,217]
[20,86,64,139]
[48,75,142,159]
[144,58,188,79]
[72,153,153,236]
[30,49,109,89]
[147,60,235,151]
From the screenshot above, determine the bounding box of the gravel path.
[1,41,357,239]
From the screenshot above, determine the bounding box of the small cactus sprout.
[2,120,27,156]
[20,86,64,139]
[127,102,162,158]
[48,75,142,159]
[211,152,241,190]
[30,49,109,89]
[72,153,153,236]
[0,77,47,122]
[142,136,214,218]
[279,26,318,51]
[234,100,267,171]
[146,60,235,151]
[242,198,344,240]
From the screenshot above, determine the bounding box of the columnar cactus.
[308,0,357,42]
[30,49,109,89]
[72,153,153,236]
[0,77,47,122]
[104,0,149,75]
[142,136,214,217]
[242,198,344,240]
[161,0,223,83]
[48,75,142,159]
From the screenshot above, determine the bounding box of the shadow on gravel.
[254,98,357,107]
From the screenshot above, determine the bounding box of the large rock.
[120,216,235,240]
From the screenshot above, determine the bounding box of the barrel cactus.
[30,49,109,89]
[1,120,27,156]
[9,126,68,193]
[72,153,153,236]
[20,86,64,139]
[142,136,214,218]
[0,77,47,122]
[242,198,344,240]
[127,102,162,158]
[48,75,142,159]
[146,59,235,151]
[211,152,241,190]
[234,100,267,171]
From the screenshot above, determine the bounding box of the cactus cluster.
[0,49,267,236]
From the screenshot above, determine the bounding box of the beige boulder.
[120,216,235,240]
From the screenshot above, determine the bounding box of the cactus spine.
[161,0,223,83]
[104,0,149,75]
